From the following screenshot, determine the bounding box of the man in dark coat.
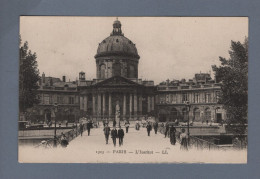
[169,125,176,145]
[111,126,118,147]
[146,122,152,136]
[165,122,169,138]
[117,126,125,146]
[87,121,92,136]
[103,124,110,144]
[153,121,158,134]
[79,123,84,136]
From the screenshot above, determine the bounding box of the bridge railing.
[158,126,225,151]
[35,123,88,148]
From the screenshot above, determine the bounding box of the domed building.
[95,19,139,79]
[33,19,226,125]
[78,19,156,123]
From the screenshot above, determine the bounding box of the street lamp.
[185,101,191,141]
[53,102,58,147]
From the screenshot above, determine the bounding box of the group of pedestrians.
[103,124,125,147]
[79,120,93,137]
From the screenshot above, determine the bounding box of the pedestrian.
[135,120,140,130]
[60,133,69,148]
[113,120,116,127]
[66,121,68,127]
[111,126,118,147]
[169,125,176,145]
[153,121,158,134]
[117,126,125,146]
[87,120,91,136]
[79,123,84,136]
[180,128,188,150]
[103,124,110,144]
[125,120,130,133]
[146,122,152,136]
[165,122,169,138]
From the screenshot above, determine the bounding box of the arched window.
[100,64,106,79]
[194,108,200,122]
[113,63,121,76]
[170,108,178,121]
[129,65,135,78]
[205,108,211,121]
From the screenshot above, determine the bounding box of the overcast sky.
[20,17,248,84]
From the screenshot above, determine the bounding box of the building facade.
[32,19,226,124]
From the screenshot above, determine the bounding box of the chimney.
[62,76,66,82]
[42,72,45,84]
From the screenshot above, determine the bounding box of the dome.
[95,19,140,59]
[95,35,140,59]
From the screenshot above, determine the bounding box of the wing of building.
[33,19,226,124]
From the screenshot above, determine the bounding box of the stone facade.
[32,19,226,124]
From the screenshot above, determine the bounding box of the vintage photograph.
[19,17,248,163]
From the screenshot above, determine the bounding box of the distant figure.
[103,124,110,144]
[146,122,152,136]
[111,126,118,147]
[87,121,92,136]
[59,122,61,128]
[113,120,116,127]
[165,122,169,138]
[79,123,84,136]
[125,120,130,133]
[117,126,125,146]
[180,128,188,150]
[135,120,140,130]
[169,125,176,145]
[66,121,68,127]
[153,121,158,134]
[206,120,209,125]
[60,133,69,148]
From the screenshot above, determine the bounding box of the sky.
[20,17,248,84]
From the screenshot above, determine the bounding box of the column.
[147,96,151,113]
[139,95,142,115]
[92,94,96,117]
[129,94,132,118]
[102,93,106,118]
[84,95,88,112]
[134,93,138,116]
[97,93,101,120]
[80,96,83,110]
[123,93,126,119]
[151,96,154,111]
[109,93,112,118]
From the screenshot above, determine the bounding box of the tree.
[212,38,248,135]
[19,37,40,113]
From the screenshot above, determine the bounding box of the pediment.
[94,76,141,87]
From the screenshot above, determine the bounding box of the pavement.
[19,126,247,163]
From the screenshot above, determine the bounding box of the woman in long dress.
[169,125,176,145]
[180,128,188,150]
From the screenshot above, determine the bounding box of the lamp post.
[53,103,58,147]
[185,101,191,141]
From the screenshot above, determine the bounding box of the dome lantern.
[111,17,123,36]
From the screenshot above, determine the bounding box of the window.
[216,91,220,102]
[194,93,199,103]
[171,94,177,104]
[205,93,211,103]
[57,96,63,104]
[43,94,50,104]
[182,93,188,103]
[100,64,106,79]
[69,97,74,104]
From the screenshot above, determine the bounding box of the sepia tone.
[19,17,248,163]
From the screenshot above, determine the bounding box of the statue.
[115,101,120,127]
